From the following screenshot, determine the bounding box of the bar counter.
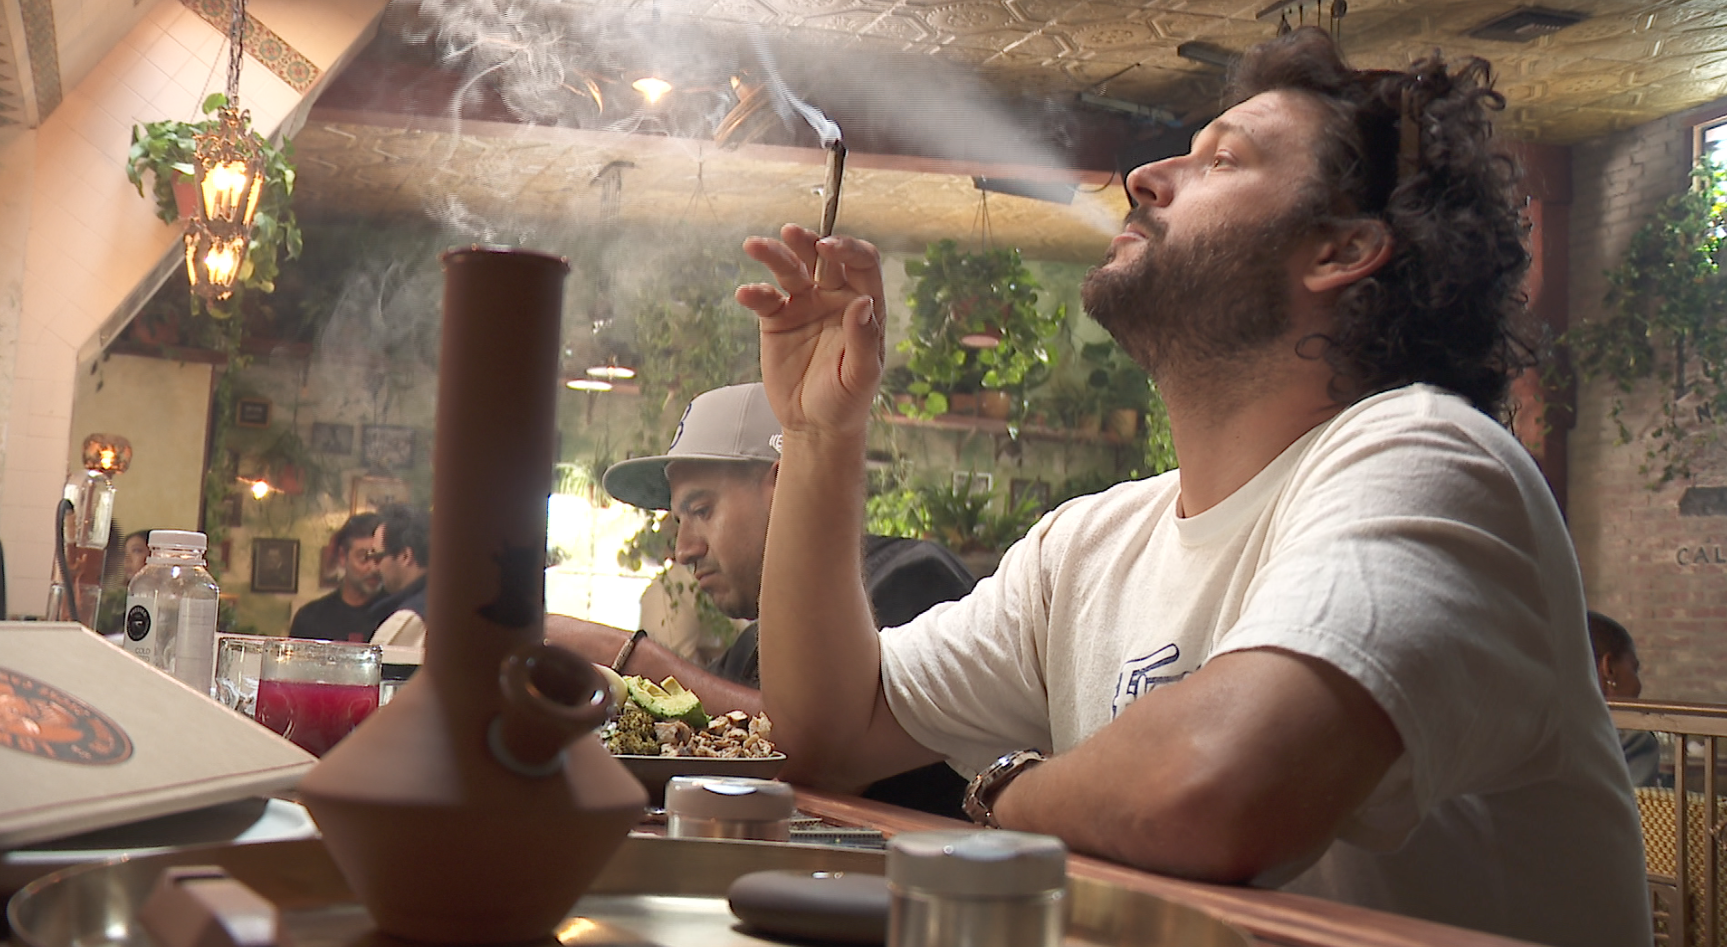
[794,788,1540,947]
[3,790,1549,947]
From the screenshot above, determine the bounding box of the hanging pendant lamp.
[185,0,265,301]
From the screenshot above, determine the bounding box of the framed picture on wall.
[1010,478,1051,515]
[952,471,994,495]
[236,398,271,428]
[250,538,300,594]
[311,422,355,455]
[351,476,410,516]
[361,425,416,470]
[219,492,243,528]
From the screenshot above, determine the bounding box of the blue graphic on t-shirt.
[1113,643,1187,717]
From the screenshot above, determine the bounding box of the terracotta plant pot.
[172,175,197,220]
[1106,407,1141,441]
[949,392,980,416]
[298,248,645,944]
[1075,412,1103,435]
[275,463,304,496]
[978,390,1013,421]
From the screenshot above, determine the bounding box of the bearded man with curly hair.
[732,27,1649,947]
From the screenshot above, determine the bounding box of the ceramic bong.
[299,247,646,943]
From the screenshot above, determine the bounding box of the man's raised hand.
[736,224,886,436]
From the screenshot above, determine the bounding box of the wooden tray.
[8,835,1252,946]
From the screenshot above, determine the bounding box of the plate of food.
[597,670,786,805]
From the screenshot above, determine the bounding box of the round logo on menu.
[0,667,133,764]
[125,605,151,641]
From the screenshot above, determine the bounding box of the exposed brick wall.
[1568,99,1727,702]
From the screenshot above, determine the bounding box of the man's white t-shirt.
[879,385,1650,947]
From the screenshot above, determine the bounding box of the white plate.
[614,754,787,805]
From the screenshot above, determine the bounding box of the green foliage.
[1140,387,1177,476]
[866,475,1042,554]
[1080,340,1152,411]
[1566,155,1727,485]
[896,240,1063,419]
[616,510,739,652]
[864,487,923,540]
[618,510,677,573]
[126,93,302,318]
[625,244,761,450]
[197,316,247,576]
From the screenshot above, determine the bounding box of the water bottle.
[123,530,221,696]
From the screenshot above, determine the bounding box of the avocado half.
[624,675,709,728]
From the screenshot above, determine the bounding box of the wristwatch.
[963,749,1047,828]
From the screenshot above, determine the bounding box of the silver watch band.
[963,749,1046,828]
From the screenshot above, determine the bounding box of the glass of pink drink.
[255,639,382,756]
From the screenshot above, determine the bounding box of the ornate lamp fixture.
[81,433,133,475]
[185,0,265,301]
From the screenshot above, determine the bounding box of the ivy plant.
[1566,155,1727,486]
[896,240,1063,418]
[624,242,761,448]
[126,93,303,316]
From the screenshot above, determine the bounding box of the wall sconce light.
[81,433,133,474]
[586,360,637,382]
[631,75,673,106]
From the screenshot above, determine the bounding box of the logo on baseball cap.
[602,383,782,510]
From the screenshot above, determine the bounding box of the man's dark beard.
[1081,204,1304,377]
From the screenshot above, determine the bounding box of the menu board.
[0,622,314,848]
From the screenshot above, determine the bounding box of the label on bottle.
[122,592,157,665]
[174,596,218,696]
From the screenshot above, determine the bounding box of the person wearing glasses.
[289,512,384,642]
[367,503,431,647]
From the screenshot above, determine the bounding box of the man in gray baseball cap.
[602,382,784,511]
[600,383,785,622]
[547,381,978,816]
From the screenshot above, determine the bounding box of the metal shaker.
[666,775,795,841]
[887,829,1067,947]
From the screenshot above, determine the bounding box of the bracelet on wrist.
[611,629,649,673]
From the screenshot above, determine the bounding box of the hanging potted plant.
[126,92,303,314]
[1565,155,1727,486]
[1080,339,1154,442]
[896,239,1063,421]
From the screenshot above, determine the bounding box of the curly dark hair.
[1227,28,1533,415]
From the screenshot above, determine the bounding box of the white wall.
[0,0,385,616]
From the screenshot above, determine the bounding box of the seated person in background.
[289,513,384,642]
[369,503,431,647]
[120,529,151,584]
[731,27,1647,946]
[548,382,977,818]
[1589,610,1661,788]
[94,526,150,636]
